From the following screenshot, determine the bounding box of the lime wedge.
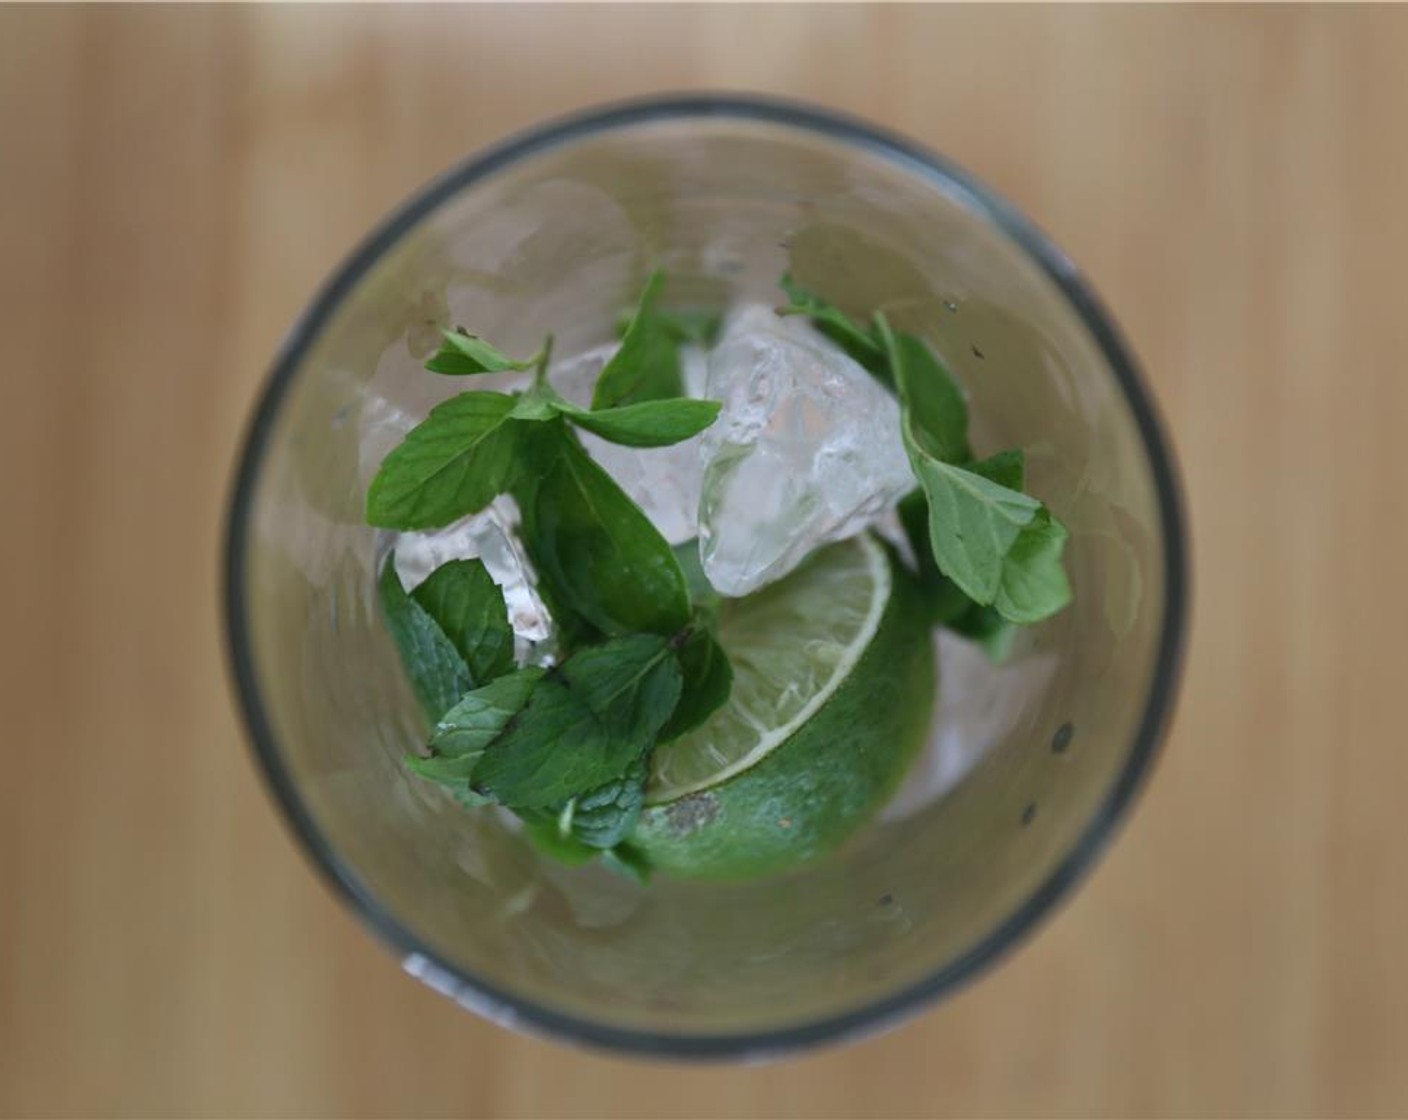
[648,533,890,803]
[634,534,935,880]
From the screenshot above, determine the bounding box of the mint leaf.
[907,445,1070,623]
[505,379,721,448]
[429,667,545,758]
[365,391,519,530]
[558,397,721,448]
[882,319,1070,625]
[660,627,732,742]
[778,273,888,380]
[568,757,649,849]
[908,448,1042,605]
[472,635,683,808]
[410,559,515,686]
[876,314,970,462]
[592,271,684,407]
[376,555,473,721]
[993,510,1072,623]
[521,430,692,637]
[425,329,532,376]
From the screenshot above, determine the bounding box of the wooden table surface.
[4,5,1407,1117]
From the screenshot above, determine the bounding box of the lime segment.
[634,534,935,880]
[646,533,890,804]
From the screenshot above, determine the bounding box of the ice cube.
[698,304,914,597]
[548,342,709,545]
[392,496,553,647]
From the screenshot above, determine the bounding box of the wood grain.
[3,5,1407,1116]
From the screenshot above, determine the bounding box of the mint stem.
[534,333,555,387]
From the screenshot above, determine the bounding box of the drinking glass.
[224,95,1187,1058]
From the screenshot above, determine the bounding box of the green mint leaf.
[522,430,692,636]
[428,667,545,758]
[365,391,519,530]
[993,509,1073,623]
[558,398,721,448]
[876,314,970,462]
[600,842,652,884]
[908,445,1071,624]
[568,757,648,849]
[908,448,1042,606]
[778,273,889,380]
[425,329,532,376]
[592,271,685,408]
[504,421,608,652]
[659,627,733,742]
[410,559,515,685]
[472,635,683,809]
[376,555,473,721]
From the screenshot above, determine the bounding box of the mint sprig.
[878,315,1070,623]
[780,278,1072,633]
[366,271,734,879]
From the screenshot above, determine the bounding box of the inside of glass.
[239,116,1170,1039]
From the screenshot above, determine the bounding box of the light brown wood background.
[3,4,1406,1117]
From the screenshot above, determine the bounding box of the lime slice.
[633,534,935,880]
[648,533,890,803]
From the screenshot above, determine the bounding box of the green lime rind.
[630,550,935,881]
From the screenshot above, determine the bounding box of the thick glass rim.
[223,93,1189,1060]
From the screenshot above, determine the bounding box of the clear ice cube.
[698,304,915,597]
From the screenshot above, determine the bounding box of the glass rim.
[222,92,1190,1060]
